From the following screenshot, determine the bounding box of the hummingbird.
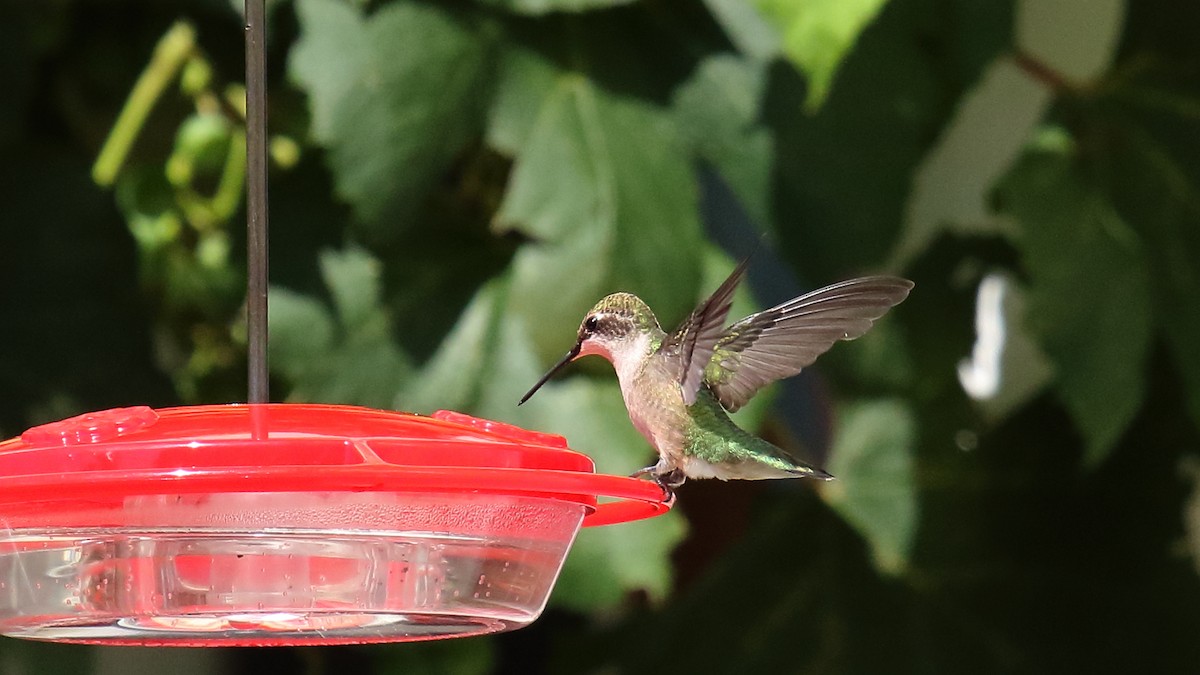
[518,259,913,494]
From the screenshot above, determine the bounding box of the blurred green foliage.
[3,0,1200,672]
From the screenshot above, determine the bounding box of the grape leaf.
[767,0,1014,281]
[269,247,410,407]
[999,140,1152,466]
[672,53,774,225]
[289,0,494,237]
[822,398,917,574]
[754,0,890,108]
[1098,76,1200,433]
[490,40,705,363]
[701,0,781,61]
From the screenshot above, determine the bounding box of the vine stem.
[92,22,196,186]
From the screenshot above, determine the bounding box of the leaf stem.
[1011,50,1074,95]
[212,129,249,223]
[92,21,197,186]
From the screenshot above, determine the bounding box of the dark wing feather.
[706,276,913,411]
[664,257,750,405]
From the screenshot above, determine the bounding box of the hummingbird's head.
[518,293,660,405]
[574,293,660,361]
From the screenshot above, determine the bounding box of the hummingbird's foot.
[630,466,685,503]
[657,468,687,489]
[656,482,676,505]
[630,466,686,486]
[651,470,686,504]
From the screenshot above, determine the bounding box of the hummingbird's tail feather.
[740,438,834,481]
[683,388,835,481]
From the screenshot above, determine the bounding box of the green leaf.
[287,0,366,139]
[400,277,687,611]
[821,306,915,391]
[672,54,774,225]
[485,37,561,155]
[766,0,1017,280]
[999,141,1153,465]
[491,41,705,362]
[320,245,383,330]
[471,0,635,16]
[289,0,494,236]
[1099,86,1200,433]
[1138,173,1200,430]
[115,166,183,252]
[754,0,891,108]
[267,287,335,380]
[821,398,917,574]
[701,0,782,61]
[398,278,512,414]
[765,1,959,281]
[269,247,410,407]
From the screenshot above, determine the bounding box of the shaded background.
[3,0,1200,672]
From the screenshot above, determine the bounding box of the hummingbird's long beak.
[518,342,581,405]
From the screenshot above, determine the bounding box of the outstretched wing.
[664,257,750,406]
[706,276,913,412]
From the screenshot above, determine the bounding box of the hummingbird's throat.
[575,339,611,361]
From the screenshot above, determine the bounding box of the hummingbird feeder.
[0,1,671,646]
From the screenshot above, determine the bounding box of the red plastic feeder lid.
[0,404,670,527]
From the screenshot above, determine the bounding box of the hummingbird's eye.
[584,316,600,334]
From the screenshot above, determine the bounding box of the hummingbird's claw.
[656,481,676,506]
[630,466,685,504]
[630,466,655,479]
[652,470,685,505]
